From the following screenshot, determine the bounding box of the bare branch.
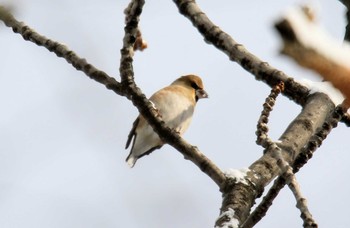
[270,143,317,227]
[242,105,343,227]
[256,82,284,148]
[0,3,226,189]
[119,0,226,189]
[216,93,335,227]
[1,2,347,227]
[171,2,345,226]
[285,167,317,228]
[173,0,309,106]
[0,6,122,94]
[255,84,317,226]
[120,0,145,83]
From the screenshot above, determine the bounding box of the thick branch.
[173,0,309,106]
[171,1,345,226]
[255,82,317,226]
[241,105,343,227]
[217,93,335,227]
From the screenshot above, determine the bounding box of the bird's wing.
[125,116,163,167]
[125,116,140,149]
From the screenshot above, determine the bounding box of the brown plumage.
[125,75,208,167]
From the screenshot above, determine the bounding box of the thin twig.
[119,0,227,189]
[217,93,334,227]
[285,167,318,228]
[241,105,343,228]
[0,6,122,94]
[256,82,284,148]
[271,144,317,227]
[0,3,227,190]
[256,81,316,226]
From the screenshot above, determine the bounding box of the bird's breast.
[150,88,195,134]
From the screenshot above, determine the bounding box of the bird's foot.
[150,101,162,118]
[173,128,181,135]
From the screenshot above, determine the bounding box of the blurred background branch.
[0,1,348,228]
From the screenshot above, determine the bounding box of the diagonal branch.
[171,1,346,226]
[241,105,343,228]
[0,6,122,95]
[216,93,335,227]
[119,0,226,189]
[173,0,309,106]
[285,168,317,228]
[270,143,317,227]
[274,6,350,107]
[0,3,226,189]
[255,81,317,226]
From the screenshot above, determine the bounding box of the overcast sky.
[0,0,348,227]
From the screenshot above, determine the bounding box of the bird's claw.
[150,101,162,118]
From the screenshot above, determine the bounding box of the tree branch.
[0,3,226,189]
[216,93,335,227]
[2,2,347,227]
[171,1,346,226]
[285,167,317,228]
[256,82,284,148]
[270,143,317,227]
[173,0,309,106]
[274,6,350,107]
[0,6,123,95]
[241,105,343,227]
[119,0,226,189]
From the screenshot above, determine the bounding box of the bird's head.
[172,75,209,102]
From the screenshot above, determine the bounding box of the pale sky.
[0,1,348,227]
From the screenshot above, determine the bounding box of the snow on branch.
[254,81,318,226]
[296,79,345,106]
[215,208,239,228]
[224,168,251,186]
[242,104,344,228]
[173,0,310,106]
[275,6,350,107]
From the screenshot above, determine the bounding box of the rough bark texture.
[1,1,348,227]
[216,93,335,227]
[173,0,310,106]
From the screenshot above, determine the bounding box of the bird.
[125,74,208,168]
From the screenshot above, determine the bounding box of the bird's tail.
[126,155,137,168]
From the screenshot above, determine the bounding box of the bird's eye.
[190,82,199,89]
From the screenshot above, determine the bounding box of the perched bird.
[125,75,208,167]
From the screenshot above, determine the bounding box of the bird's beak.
[196,89,209,99]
